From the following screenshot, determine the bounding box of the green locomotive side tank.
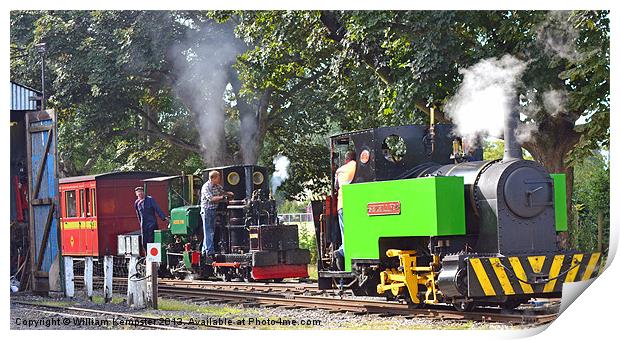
[341,176,466,271]
[170,205,201,235]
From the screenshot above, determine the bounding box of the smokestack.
[503,98,523,161]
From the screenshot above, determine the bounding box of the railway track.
[157,285,558,325]
[77,276,319,294]
[74,276,558,325]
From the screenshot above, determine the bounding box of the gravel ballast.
[10,291,540,330]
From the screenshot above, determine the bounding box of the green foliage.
[229,10,609,200]
[298,223,318,264]
[483,139,534,160]
[11,11,206,176]
[571,151,609,253]
[278,200,308,214]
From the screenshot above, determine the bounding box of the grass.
[157,298,245,317]
[37,300,76,307]
[307,264,318,280]
[91,296,124,304]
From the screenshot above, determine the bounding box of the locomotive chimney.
[503,97,523,161]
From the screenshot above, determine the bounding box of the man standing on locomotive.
[200,170,234,262]
[334,150,356,270]
[134,187,168,254]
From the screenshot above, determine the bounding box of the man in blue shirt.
[134,187,167,253]
[200,171,234,261]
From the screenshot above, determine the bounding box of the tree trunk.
[144,87,158,144]
[522,115,581,249]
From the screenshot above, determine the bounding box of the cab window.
[91,188,97,216]
[65,190,77,218]
[80,189,85,217]
[84,188,96,217]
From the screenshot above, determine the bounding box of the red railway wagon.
[59,171,168,257]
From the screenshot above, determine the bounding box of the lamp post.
[34,42,46,111]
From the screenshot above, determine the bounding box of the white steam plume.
[515,121,539,145]
[270,155,290,194]
[240,112,258,164]
[169,21,244,165]
[537,11,583,63]
[542,89,569,117]
[445,55,528,146]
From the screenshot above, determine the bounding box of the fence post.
[146,259,158,309]
[103,255,113,303]
[127,255,146,309]
[63,256,74,298]
[84,257,93,300]
[152,261,158,309]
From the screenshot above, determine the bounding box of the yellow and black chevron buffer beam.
[466,253,602,297]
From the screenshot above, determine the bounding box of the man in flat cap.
[134,186,167,254]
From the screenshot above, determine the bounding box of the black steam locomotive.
[155,165,310,282]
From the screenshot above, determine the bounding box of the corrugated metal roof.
[10,81,41,111]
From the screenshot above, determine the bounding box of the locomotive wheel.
[453,300,477,312]
[243,268,254,282]
[501,299,524,311]
[383,290,399,302]
[403,289,425,309]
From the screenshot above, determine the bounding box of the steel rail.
[73,276,558,325]
[157,285,558,325]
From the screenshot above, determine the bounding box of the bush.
[298,222,317,264]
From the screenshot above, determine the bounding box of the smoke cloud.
[542,89,569,117]
[270,155,290,194]
[537,11,583,63]
[169,20,245,165]
[445,55,528,146]
[515,121,539,145]
[240,112,258,164]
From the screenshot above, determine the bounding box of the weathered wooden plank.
[84,256,93,300]
[64,256,74,298]
[25,112,35,291]
[35,202,55,271]
[31,198,53,206]
[31,129,53,200]
[28,125,52,133]
[103,256,113,303]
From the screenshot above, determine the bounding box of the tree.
[10,11,269,175]
[483,139,533,161]
[229,11,609,242]
[571,151,609,253]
